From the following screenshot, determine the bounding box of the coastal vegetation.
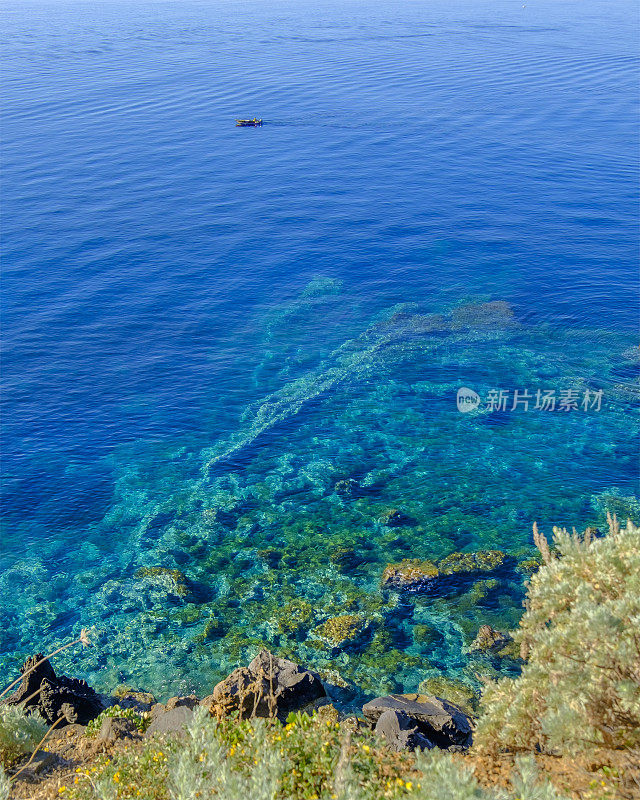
[1,515,638,799]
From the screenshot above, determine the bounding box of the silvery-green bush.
[0,765,10,800]
[168,706,284,800]
[0,704,48,767]
[410,750,568,800]
[475,516,640,757]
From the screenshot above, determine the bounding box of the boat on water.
[236,118,262,127]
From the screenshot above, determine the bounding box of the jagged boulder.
[2,654,55,706]
[2,654,103,726]
[362,693,473,750]
[374,709,435,752]
[40,677,104,725]
[202,649,325,720]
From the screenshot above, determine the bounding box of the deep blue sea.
[1,0,638,703]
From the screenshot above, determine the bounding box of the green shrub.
[0,704,48,767]
[85,704,149,737]
[475,516,640,758]
[65,708,418,800]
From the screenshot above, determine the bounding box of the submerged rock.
[203,649,325,720]
[329,546,360,573]
[134,566,191,600]
[381,559,439,591]
[194,615,226,643]
[449,300,516,330]
[378,508,412,527]
[272,599,315,638]
[437,550,506,576]
[2,654,104,726]
[382,550,506,593]
[311,614,367,650]
[334,478,360,498]
[362,693,473,750]
[258,548,282,568]
[417,677,479,717]
[469,625,512,653]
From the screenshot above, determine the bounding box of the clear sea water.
[1,0,638,704]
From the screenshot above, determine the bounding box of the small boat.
[236,118,262,127]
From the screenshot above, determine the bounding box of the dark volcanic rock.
[204,649,325,720]
[362,693,473,750]
[2,654,103,726]
[40,676,104,725]
[2,654,55,706]
[374,709,435,752]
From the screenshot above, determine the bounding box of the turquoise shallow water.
[1,0,638,703]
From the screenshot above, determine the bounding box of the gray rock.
[145,706,194,737]
[374,709,435,752]
[97,717,140,743]
[25,751,60,777]
[362,693,472,750]
[205,649,325,720]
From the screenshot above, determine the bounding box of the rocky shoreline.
[1,645,487,799]
[2,518,637,800]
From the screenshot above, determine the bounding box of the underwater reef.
[0,281,638,707]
